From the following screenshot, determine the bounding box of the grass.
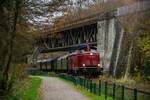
[22,76,42,100]
[59,77,112,100]
[76,85,112,100]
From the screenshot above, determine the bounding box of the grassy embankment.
[58,77,112,100]
[76,85,112,100]
[21,76,42,100]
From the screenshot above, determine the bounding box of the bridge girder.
[36,23,98,52]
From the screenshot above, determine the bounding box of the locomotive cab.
[78,45,100,67]
[75,44,102,75]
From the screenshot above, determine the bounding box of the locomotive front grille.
[93,61,97,65]
[85,60,97,66]
[86,60,90,65]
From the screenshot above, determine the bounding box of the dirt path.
[40,76,89,100]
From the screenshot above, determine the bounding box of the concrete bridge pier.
[97,20,106,72]
[97,18,119,74]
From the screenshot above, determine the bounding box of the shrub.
[143,57,150,81]
[0,63,28,100]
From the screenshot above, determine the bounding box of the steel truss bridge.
[35,11,114,53]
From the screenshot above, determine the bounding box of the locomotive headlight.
[98,64,101,67]
[90,53,93,55]
[83,64,85,67]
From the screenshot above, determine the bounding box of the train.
[36,43,103,76]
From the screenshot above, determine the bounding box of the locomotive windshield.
[90,46,97,53]
[79,47,87,53]
[77,44,97,53]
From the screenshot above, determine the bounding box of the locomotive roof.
[70,43,97,54]
[71,43,97,51]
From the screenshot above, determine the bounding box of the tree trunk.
[3,0,20,82]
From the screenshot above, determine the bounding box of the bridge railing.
[58,74,150,100]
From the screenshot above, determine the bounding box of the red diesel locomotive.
[37,44,103,76]
[67,44,102,76]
